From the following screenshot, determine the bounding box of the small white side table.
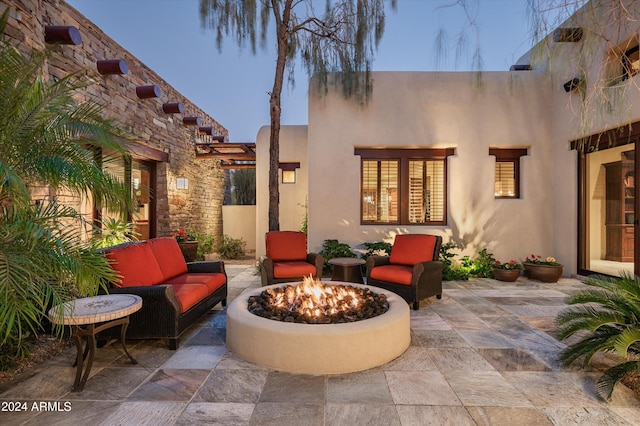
[48,294,142,392]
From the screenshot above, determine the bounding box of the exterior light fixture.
[135,85,161,99]
[176,177,189,190]
[563,78,583,93]
[183,116,202,127]
[279,162,300,184]
[44,25,82,45]
[163,102,184,114]
[509,64,532,71]
[96,59,128,75]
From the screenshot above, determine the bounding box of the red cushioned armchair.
[260,231,324,286]
[366,234,444,310]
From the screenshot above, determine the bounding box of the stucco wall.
[306,71,555,266]
[2,0,227,239]
[223,205,256,251]
[256,125,309,256]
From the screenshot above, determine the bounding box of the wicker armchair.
[260,231,323,286]
[366,234,444,310]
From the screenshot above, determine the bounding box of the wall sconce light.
[97,59,128,75]
[162,102,184,114]
[136,85,161,99]
[45,25,82,45]
[509,64,532,71]
[279,162,300,184]
[553,27,583,43]
[133,178,140,190]
[176,177,189,190]
[183,116,202,127]
[563,77,583,92]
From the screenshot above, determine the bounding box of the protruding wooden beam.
[97,59,128,75]
[162,102,184,114]
[136,85,161,99]
[45,25,82,45]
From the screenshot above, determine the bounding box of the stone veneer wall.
[1,0,226,239]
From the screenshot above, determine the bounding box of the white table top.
[48,294,142,326]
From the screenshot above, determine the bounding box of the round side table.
[48,294,142,392]
[329,257,366,283]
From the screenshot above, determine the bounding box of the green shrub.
[190,231,215,260]
[439,242,469,281]
[361,241,393,260]
[319,239,356,275]
[218,235,246,259]
[92,218,138,249]
[462,248,496,278]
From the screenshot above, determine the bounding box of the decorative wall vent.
[510,64,532,71]
[553,28,583,43]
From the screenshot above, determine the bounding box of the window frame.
[355,148,454,226]
[489,148,528,199]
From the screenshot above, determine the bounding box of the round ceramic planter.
[177,241,199,262]
[523,263,563,283]
[492,268,521,282]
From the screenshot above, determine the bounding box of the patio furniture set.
[49,232,443,391]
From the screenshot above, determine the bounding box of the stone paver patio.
[1,264,639,425]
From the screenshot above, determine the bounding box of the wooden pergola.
[195,135,256,170]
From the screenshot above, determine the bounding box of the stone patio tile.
[100,401,185,425]
[176,402,254,425]
[127,368,210,402]
[21,401,123,426]
[325,403,400,426]
[413,330,468,347]
[126,340,176,369]
[457,330,517,348]
[409,312,452,330]
[498,304,566,318]
[249,403,323,426]
[502,372,603,407]
[477,348,551,372]
[465,304,511,317]
[445,316,493,330]
[445,371,533,407]
[395,406,476,425]
[326,370,393,404]
[161,345,226,369]
[66,367,151,400]
[258,372,325,404]
[429,298,475,317]
[0,366,76,399]
[609,407,640,425]
[381,346,438,371]
[193,369,268,403]
[385,371,461,405]
[427,347,496,373]
[465,406,553,425]
[540,407,632,425]
[215,351,270,371]
[183,325,226,346]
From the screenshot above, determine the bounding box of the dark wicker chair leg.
[412,301,420,310]
[222,298,227,307]
[436,294,442,299]
[169,338,179,350]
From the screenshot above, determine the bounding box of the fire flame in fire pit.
[248,276,389,324]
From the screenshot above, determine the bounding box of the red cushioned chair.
[260,231,324,286]
[366,234,444,310]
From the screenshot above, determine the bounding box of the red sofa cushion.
[266,231,307,261]
[105,243,164,288]
[167,283,210,313]
[389,234,437,266]
[148,237,188,281]
[164,272,226,294]
[273,261,316,279]
[370,264,413,286]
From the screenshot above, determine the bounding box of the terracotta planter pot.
[523,263,563,283]
[177,240,199,262]
[492,268,521,282]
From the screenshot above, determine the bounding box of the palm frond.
[597,361,640,400]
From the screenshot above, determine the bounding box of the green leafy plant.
[218,235,246,259]
[465,248,496,278]
[172,229,195,242]
[92,218,137,249]
[319,239,356,275]
[191,231,215,261]
[493,259,523,270]
[525,254,562,266]
[439,242,469,281]
[555,273,640,400]
[361,241,393,261]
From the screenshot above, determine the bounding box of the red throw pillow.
[104,243,164,287]
[148,237,188,280]
[266,231,307,261]
[389,234,437,266]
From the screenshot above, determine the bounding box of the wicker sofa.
[100,237,227,349]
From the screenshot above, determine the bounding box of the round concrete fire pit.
[226,282,410,374]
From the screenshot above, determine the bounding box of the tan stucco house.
[256,0,640,279]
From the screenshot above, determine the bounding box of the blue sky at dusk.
[66,0,541,141]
